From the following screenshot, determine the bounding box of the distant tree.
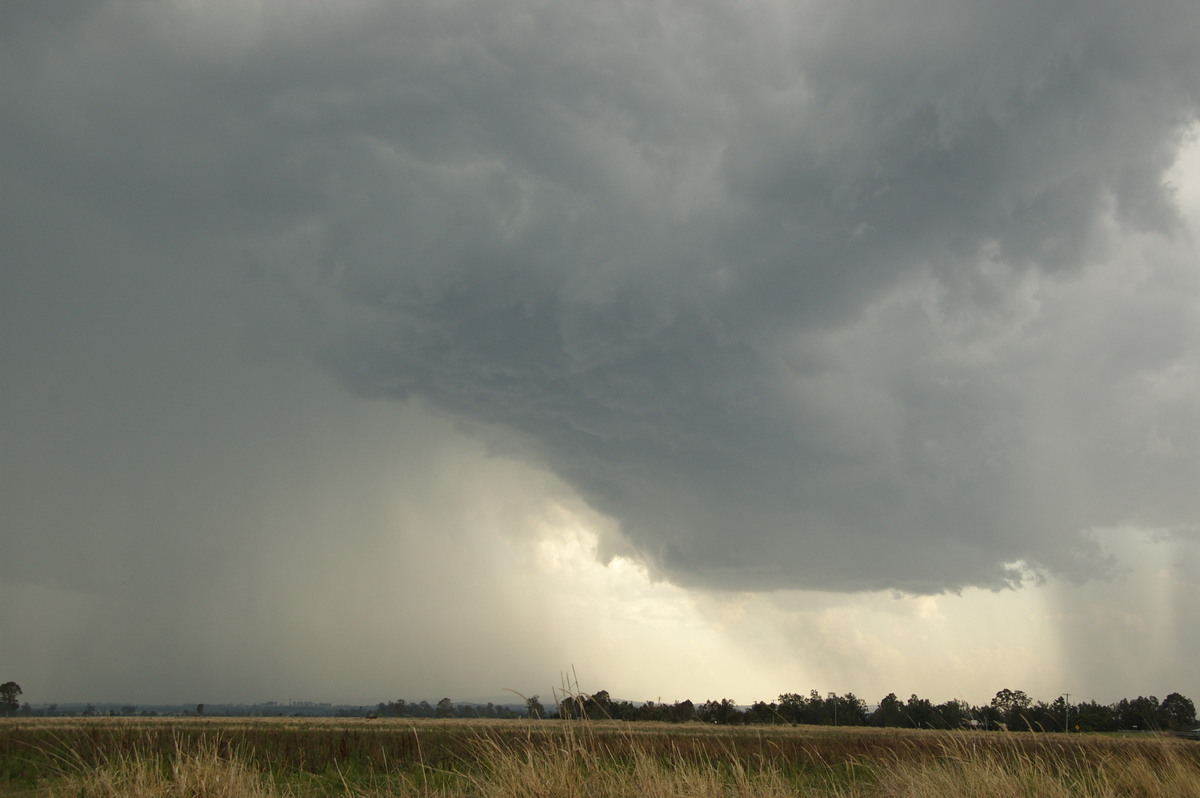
[872,693,904,727]
[1071,700,1115,732]
[613,699,638,721]
[436,697,454,718]
[697,698,741,725]
[810,690,838,725]
[745,700,780,724]
[589,690,613,719]
[1025,700,1059,732]
[990,689,1032,730]
[904,694,936,728]
[1159,693,1196,731]
[670,699,695,723]
[643,700,679,722]
[933,699,969,729]
[0,682,21,715]
[1116,696,1161,730]
[526,695,544,719]
[777,693,807,724]
[632,700,655,722]
[1039,696,1071,732]
[839,693,869,726]
[557,694,584,719]
[196,704,205,716]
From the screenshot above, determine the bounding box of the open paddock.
[2,716,1198,796]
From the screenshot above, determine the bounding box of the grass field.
[3,716,1199,796]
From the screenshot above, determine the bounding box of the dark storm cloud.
[4,0,1200,597]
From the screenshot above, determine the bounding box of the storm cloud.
[6,0,1200,595]
[3,0,1200,703]
[261,0,1200,592]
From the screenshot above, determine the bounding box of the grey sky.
[3,0,1199,705]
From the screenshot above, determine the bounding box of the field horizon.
[4,715,1200,797]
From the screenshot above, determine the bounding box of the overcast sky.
[3,0,1200,708]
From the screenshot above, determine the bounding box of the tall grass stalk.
[6,718,1200,798]
[876,733,1200,797]
[50,737,278,798]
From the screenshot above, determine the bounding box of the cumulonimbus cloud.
[7,0,1200,595]
[263,0,1199,594]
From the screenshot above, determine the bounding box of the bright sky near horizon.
[3,0,1200,709]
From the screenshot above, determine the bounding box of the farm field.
[2,716,1199,797]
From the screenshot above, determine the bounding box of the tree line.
[373,698,526,720]
[375,688,1196,732]
[4,678,1194,732]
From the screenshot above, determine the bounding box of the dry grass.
[49,738,279,798]
[874,734,1200,797]
[3,717,1199,797]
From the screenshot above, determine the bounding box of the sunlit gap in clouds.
[671,534,1197,707]
[507,496,798,703]
[518,497,1120,706]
